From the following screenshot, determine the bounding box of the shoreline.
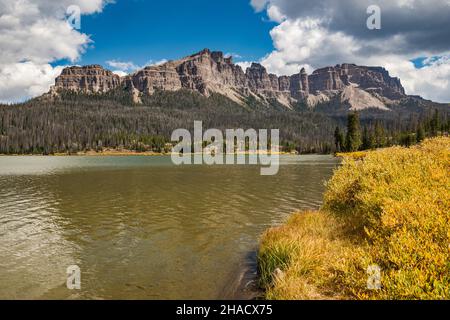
[0,150,299,157]
[0,150,167,157]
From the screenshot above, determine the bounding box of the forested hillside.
[0,90,448,155]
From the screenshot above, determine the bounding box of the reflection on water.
[0,155,339,299]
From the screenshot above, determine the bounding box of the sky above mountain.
[1,0,450,103]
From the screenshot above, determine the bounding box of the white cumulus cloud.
[106,58,168,76]
[106,60,139,75]
[0,62,64,103]
[0,0,111,103]
[250,0,450,103]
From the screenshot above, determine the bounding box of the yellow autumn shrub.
[258,211,354,300]
[325,137,450,299]
[259,137,450,300]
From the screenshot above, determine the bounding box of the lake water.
[0,155,339,299]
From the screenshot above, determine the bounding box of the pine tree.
[334,126,345,152]
[362,126,374,150]
[345,112,362,152]
[430,109,440,136]
[416,125,425,143]
[374,121,386,148]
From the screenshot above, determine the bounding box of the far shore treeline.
[0,90,448,155]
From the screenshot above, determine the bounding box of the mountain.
[2,49,448,155]
[48,49,409,111]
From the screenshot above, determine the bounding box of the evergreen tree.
[334,126,345,152]
[430,109,440,136]
[374,121,387,148]
[416,125,425,143]
[345,112,362,152]
[362,126,374,150]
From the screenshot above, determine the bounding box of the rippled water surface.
[0,155,339,299]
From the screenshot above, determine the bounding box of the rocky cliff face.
[51,49,407,110]
[53,65,121,93]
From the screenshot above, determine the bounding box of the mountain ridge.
[48,48,412,111]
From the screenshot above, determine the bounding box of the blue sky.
[75,0,276,67]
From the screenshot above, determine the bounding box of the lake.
[0,155,339,299]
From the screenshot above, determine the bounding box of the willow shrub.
[258,211,354,300]
[258,138,449,299]
[324,137,450,299]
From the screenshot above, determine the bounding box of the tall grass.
[258,137,450,300]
